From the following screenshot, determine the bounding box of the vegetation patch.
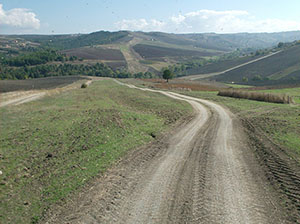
[0,79,192,223]
[218,89,294,104]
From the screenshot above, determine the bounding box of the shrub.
[81,83,88,88]
[218,89,294,104]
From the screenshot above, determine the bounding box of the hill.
[9,31,131,50]
[1,30,300,78]
[213,43,300,85]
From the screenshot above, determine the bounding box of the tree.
[242,77,248,82]
[277,42,284,48]
[252,74,262,81]
[162,69,173,82]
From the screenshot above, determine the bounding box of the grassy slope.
[0,79,192,223]
[178,89,300,160]
[215,44,300,85]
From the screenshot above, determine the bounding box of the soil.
[43,80,299,224]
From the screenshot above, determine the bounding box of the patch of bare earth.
[43,83,296,224]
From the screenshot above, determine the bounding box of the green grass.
[176,89,300,161]
[119,44,129,52]
[139,60,156,65]
[0,79,192,223]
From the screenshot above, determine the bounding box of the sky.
[0,0,300,34]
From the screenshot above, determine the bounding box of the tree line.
[1,49,77,67]
[0,62,156,80]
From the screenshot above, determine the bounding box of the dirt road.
[45,81,290,223]
[180,51,281,80]
[0,78,94,108]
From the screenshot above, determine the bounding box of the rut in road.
[45,81,288,224]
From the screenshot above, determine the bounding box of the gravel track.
[45,80,291,224]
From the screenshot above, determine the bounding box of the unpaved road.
[0,78,94,108]
[45,80,291,224]
[180,51,281,80]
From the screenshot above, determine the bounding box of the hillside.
[9,31,131,50]
[1,30,300,79]
[214,43,300,85]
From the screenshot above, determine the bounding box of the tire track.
[45,80,289,224]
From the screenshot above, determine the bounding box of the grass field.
[0,79,192,223]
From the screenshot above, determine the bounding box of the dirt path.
[44,80,290,224]
[181,51,281,80]
[119,37,149,73]
[0,77,96,108]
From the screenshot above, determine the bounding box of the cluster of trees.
[17,31,129,50]
[1,49,71,67]
[0,62,156,80]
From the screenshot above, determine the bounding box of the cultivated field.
[215,44,300,85]
[62,47,125,61]
[133,44,217,59]
[0,76,88,93]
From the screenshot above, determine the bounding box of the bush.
[218,89,294,104]
[81,83,88,88]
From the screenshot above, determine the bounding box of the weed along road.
[47,80,288,224]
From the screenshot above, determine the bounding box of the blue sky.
[1,0,300,34]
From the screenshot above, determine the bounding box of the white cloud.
[115,9,300,33]
[115,18,165,32]
[0,4,40,30]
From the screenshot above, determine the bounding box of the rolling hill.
[1,30,300,80]
[213,43,300,85]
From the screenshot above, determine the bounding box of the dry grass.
[218,89,295,104]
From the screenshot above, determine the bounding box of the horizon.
[1,0,300,35]
[2,29,300,36]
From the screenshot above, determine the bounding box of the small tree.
[162,69,174,82]
[242,77,248,82]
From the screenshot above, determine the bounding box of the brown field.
[62,47,126,60]
[0,76,88,93]
[133,44,217,59]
